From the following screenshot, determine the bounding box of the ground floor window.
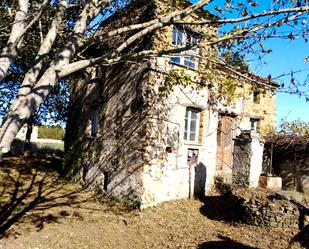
[184,108,200,142]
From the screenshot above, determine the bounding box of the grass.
[0,156,307,249]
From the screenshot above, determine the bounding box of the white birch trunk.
[0,0,29,82]
[0,1,102,153]
[0,1,68,141]
[0,0,210,154]
[9,1,68,112]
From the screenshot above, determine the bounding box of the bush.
[38,125,65,140]
[279,118,309,136]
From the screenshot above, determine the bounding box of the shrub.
[38,125,65,140]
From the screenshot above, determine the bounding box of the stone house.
[65,0,278,208]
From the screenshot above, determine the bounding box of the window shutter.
[198,111,205,144]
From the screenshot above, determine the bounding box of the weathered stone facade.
[237,82,277,137]
[232,131,264,188]
[65,0,277,208]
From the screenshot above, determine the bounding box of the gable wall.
[65,62,152,206]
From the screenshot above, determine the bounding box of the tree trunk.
[0,0,29,82]
[0,1,103,154]
[0,0,68,138]
[23,116,34,157]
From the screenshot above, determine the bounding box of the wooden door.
[216,115,234,170]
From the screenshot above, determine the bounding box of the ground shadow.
[197,235,259,249]
[0,156,92,238]
[199,194,244,222]
[290,224,309,249]
[194,163,207,199]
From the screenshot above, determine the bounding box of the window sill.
[183,141,202,146]
[169,61,199,72]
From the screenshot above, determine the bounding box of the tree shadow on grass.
[197,235,259,249]
[0,156,93,238]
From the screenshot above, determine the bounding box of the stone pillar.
[233,131,251,188]
[232,131,263,189]
[249,133,264,188]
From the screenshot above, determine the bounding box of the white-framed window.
[250,118,259,132]
[171,27,199,70]
[172,27,185,47]
[184,108,200,142]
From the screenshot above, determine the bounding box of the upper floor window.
[250,118,260,133]
[171,27,199,70]
[253,91,260,103]
[184,108,200,142]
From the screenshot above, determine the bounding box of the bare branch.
[14,0,50,47]
[207,12,304,46]
[174,6,309,25]
[59,0,213,76]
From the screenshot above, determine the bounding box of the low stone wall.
[228,189,303,228]
[10,139,64,156]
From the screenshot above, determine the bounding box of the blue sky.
[249,37,309,125]
[198,0,309,128]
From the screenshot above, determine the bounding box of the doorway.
[187,149,206,198]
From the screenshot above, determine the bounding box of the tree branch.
[174,6,309,25]
[0,0,29,82]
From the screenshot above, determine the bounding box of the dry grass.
[0,157,307,249]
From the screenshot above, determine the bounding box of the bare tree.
[0,0,308,156]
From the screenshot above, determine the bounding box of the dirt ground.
[0,156,307,249]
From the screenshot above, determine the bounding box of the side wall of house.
[65,0,160,207]
[65,63,150,206]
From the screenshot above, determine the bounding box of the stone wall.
[232,131,263,188]
[65,63,150,207]
[141,73,219,207]
[232,132,251,188]
[231,189,300,228]
[238,84,276,137]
